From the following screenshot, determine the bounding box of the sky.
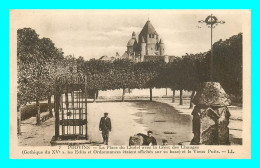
[11,10,244,60]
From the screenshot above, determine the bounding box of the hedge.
[21,103,54,121]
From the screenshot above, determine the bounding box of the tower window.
[149,34,155,38]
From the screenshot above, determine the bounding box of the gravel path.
[18,98,242,146]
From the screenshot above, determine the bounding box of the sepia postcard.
[9,9,251,159]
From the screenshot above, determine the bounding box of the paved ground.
[155,98,242,145]
[87,101,147,145]
[18,112,55,146]
[18,98,242,146]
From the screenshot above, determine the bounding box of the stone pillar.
[190,82,231,145]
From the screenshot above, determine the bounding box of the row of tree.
[18,28,64,130]
[17,28,242,131]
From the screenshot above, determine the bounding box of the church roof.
[99,55,115,62]
[99,55,110,61]
[140,20,158,36]
[138,20,158,43]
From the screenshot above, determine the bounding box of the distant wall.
[98,88,192,99]
[143,55,177,63]
[144,55,165,62]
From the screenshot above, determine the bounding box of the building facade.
[123,20,166,62]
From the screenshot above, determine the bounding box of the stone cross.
[190,82,231,145]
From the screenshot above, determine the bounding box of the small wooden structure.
[50,74,90,145]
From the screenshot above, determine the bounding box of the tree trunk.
[36,99,41,125]
[96,90,99,99]
[150,88,153,102]
[48,96,53,117]
[179,89,183,105]
[190,90,196,109]
[93,92,96,102]
[122,88,126,102]
[17,106,22,135]
[172,89,175,103]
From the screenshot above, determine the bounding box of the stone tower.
[127,31,137,60]
[124,19,166,62]
[140,36,146,62]
[138,20,159,56]
[159,38,165,55]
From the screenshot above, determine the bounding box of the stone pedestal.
[190,82,231,145]
[50,136,91,146]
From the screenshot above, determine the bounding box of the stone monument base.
[190,82,231,145]
[50,136,91,146]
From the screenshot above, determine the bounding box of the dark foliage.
[18,27,242,107]
[21,103,54,121]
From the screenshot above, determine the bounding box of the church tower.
[125,19,166,62]
[138,20,159,56]
[159,38,165,55]
[140,36,146,62]
[127,32,137,60]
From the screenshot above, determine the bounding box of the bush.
[21,103,54,121]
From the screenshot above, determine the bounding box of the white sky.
[11,10,244,60]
